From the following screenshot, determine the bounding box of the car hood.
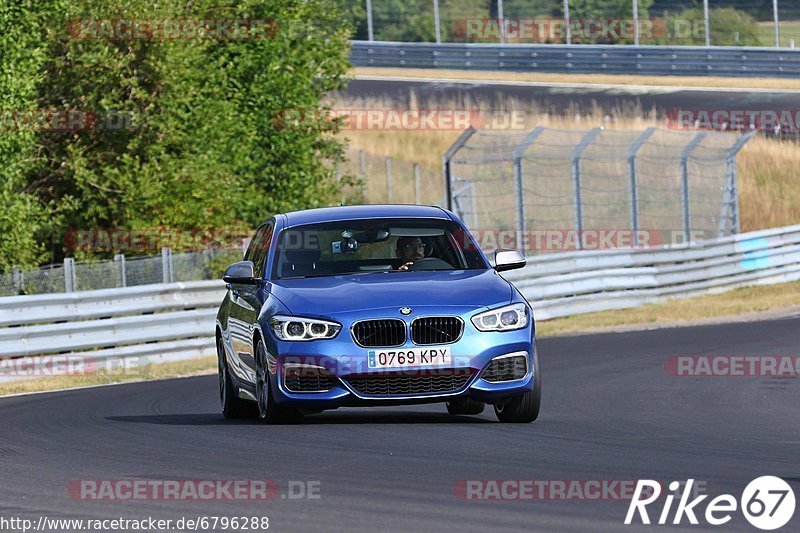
[270,269,512,316]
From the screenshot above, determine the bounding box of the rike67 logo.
[626,477,795,530]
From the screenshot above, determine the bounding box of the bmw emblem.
[399,307,413,316]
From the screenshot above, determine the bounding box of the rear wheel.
[218,337,253,419]
[494,348,541,423]
[446,397,485,415]
[255,341,303,424]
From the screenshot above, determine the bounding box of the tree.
[1,0,352,268]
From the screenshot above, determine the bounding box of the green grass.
[755,21,800,47]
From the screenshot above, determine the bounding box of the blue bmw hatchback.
[216,205,540,423]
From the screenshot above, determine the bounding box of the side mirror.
[223,260,258,285]
[494,249,526,272]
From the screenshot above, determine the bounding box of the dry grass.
[353,67,800,91]
[0,356,216,397]
[537,280,800,337]
[737,135,800,232]
[333,95,800,231]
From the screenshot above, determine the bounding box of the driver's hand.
[398,262,414,271]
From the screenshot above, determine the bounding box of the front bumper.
[263,310,536,410]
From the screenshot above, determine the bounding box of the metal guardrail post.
[703,0,710,47]
[64,258,76,292]
[680,132,708,243]
[563,0,571,45]
[442,127,476,211]
[115,254,127,287]
[571,128,603,250]
[162,247,173,284]
[512,127,546,254]
[627,128,656,246]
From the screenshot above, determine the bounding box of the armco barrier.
[501,223,800,320]
[350,41,800,78]
[1,224,799,382]
[0,281,225,383]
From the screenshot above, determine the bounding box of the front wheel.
[494,347,541,423]
[255,341,303,424]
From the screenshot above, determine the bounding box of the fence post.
[385,157,392,203]
[359,149,367,200]
[12,268,22,294]
[162,247,174,284]
[442,127,476,211]
[773,0,780,48]
[571,128,603,250]
[627,127,656,246]
[414,163,421,205]
[680,132,708,243]
[633,0,639,46]
[703,0,710,47]
[720,131,756,235]
[433,0,441,44]
[64,257,76,292]
[365,0,374,41]
[497,0,505,44]
[115,253,127,287]
[512,127,546,255]
[563,0,571,45]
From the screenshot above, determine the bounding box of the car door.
[227,221,273,383]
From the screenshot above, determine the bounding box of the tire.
[494,347,541,423]
[218,337,254,419]
[255,341,303,424]
[446,397,485,415]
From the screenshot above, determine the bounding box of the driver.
[395,236,427,271]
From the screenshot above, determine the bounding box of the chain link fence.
[0,249,241,297]
[350,0,800,48]
[444,126,754,254]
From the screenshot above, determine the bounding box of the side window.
[244,226,266,263]
[251,223,274,277]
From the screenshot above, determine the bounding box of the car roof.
[281,205,451,227]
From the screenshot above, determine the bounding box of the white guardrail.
[1,223,799,382]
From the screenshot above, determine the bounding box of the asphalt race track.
[344,78,800,118]
[1,316,798,532]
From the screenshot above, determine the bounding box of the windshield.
[272,218,486,279]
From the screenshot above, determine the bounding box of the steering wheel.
[408,257,453,271]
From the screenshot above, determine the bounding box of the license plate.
[367,347,452,369]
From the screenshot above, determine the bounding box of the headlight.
[471,303,529,332]
[269,315,341,341]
